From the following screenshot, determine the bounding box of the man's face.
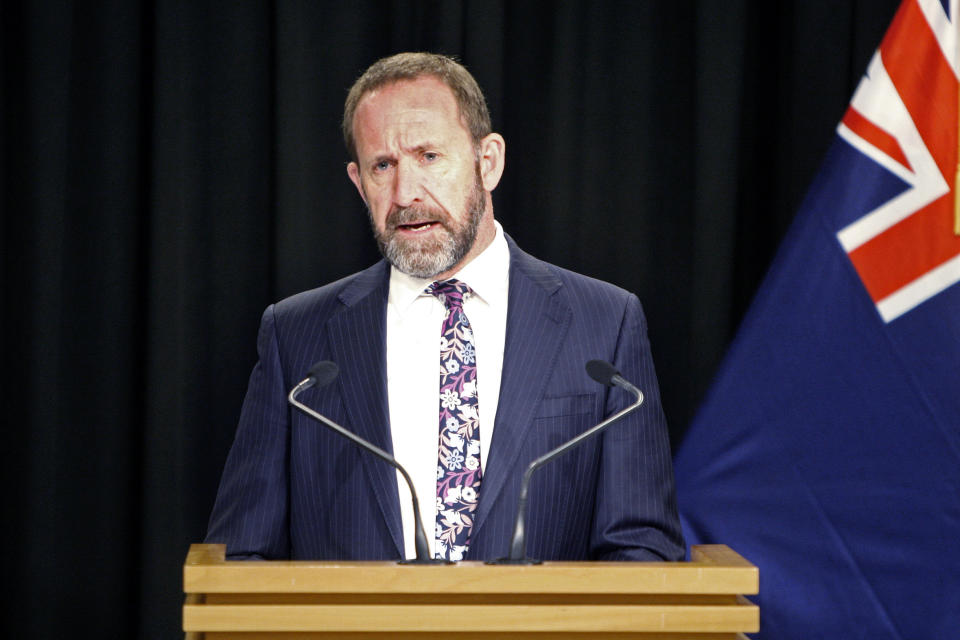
[347,76,491,279]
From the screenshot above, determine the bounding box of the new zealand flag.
[675,1,960,637]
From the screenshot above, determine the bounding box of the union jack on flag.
[836,0,960,322]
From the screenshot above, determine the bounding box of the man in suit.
[205,52,685,562]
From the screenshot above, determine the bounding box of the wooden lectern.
[183,543,758,638]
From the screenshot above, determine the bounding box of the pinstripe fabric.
[205,236,685,562]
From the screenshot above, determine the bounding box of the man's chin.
[377,214,479,279]
[384,243,457,279]
[393,261,456,280]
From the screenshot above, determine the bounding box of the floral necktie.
[426,279,481,562]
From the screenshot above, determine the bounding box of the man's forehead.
[352,77,469,151]
[356,76,458,119]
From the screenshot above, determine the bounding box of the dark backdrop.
[2,1,899,637]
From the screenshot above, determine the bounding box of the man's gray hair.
[342,52,492,162]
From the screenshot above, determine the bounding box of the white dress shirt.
[386,221,510,559]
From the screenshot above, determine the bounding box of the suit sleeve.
[204,304,291,559]
[590,294,686,561]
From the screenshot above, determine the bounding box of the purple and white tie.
[427,279,481,562]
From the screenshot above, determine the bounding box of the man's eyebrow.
[405,142,438,154]
[370,153,395,165]
[367,143,439,165]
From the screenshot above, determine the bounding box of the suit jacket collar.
[471,235,572,542]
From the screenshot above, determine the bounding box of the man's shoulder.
[508,238,636,309]
[271,260,390,319]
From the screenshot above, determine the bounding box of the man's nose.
[392,159,423,208]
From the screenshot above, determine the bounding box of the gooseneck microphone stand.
[288,361,448,565]
[490,359,645,565]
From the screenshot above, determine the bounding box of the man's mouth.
[395,220,439,233]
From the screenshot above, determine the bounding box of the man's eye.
[423,152,438,162]
[374,161,390,172]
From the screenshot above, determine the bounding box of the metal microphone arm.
[491,361,645,565]
[288,375,444,565]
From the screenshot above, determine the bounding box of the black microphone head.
[307,361,339,388]
[586,359,619,386]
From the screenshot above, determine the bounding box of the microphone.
[585,359,645,401]
[287,361,448,565]
[488,359,645,565]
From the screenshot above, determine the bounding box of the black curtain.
[2,1,899,637]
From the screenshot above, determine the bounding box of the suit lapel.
[325,261,405,558]
[472,239,571,539]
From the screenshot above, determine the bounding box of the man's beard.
[370,172,486,279]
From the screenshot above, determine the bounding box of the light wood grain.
[183,544,759,638]
[184,545,758,595]
[184,602,758,633]
[199,634,753,639]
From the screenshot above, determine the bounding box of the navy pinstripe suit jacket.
[205,236,685,561]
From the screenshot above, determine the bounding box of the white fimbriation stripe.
[876,252,960,321]
[836,52,950,252]
[917,0,959,78]
[837,122,915,184]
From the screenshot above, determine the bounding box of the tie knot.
[427,279,472,310]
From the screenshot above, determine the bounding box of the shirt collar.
[388,220,510,313]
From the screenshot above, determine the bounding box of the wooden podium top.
[185,543,757,595]
[184,544,759,638]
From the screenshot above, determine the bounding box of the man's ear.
[347,161,368,205]
[478,133,506,192]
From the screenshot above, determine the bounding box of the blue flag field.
[674,1,960,637]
